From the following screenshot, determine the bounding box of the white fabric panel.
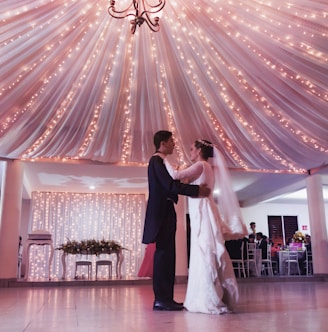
[0,0,327,172]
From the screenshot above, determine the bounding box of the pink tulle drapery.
[1,0,327,172]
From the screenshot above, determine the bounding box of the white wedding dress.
[169,159,243,314]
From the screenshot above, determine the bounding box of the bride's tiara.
[196,139,213,147]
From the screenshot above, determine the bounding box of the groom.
[142,130,210,311]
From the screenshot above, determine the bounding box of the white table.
[278,250,305,275]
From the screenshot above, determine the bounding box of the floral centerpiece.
[292,231,305,243]
[290,231,305,250]
[57,239,125,255]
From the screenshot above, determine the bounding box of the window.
[268,216,298,247]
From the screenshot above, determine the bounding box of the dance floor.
[1,278,327,332]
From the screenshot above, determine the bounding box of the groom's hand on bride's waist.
[198,184,211,197]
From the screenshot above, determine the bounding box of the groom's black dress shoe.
[173,300,184,306]
[153,300,184,311]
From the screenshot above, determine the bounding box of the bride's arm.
[173,162,203,183]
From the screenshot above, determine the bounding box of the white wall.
[241,201,328,238]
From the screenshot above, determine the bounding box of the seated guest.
[270,242,280,274]
[247,234,256,260]
[305,234,312,252]
[270,242,280,258]
[256,232,268,259]
[248,233,255,243]
[299,234,312,275]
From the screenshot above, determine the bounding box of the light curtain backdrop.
[28,192,146,279]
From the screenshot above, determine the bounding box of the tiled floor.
[0,279,327,332]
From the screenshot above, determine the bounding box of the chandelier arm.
[133,0,139,13]
[140,0,165,27]
[108,1,137,19]
[130,20,137,34]
[142,17,160,32]
[142,0,165,11]
[143,12,160,28]
[108,9,137,19]
[140,0,165,14]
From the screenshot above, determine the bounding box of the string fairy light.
[1,0,327,170]
[28,191,145,280]
[164,0,327,171]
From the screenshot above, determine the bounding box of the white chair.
[231,241,246,278]
[284,251,301,276]
[96,259,112,279]
[246,243,259,277]
[261,244,273,276]
[75,260,92,279]
[303,250,313,275]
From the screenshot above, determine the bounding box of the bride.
[166,139,247,314]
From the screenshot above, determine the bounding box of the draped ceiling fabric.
[1,0,327,174]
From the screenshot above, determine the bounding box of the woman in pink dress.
[137,243,156,278]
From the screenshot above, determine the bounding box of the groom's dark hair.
[154,130,172,150]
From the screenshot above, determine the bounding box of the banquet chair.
[96,259,112,279]
[284,251,301,276]
[246,243,259,277]
[75,260,92,279]
[261,244,273,276]
[303,250,313,275]
[230,241,246,278]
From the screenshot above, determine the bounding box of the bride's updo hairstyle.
[195,139,214,160]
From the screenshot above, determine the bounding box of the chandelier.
[108,0,166,34]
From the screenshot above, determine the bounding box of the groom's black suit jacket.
[142,155,199,244]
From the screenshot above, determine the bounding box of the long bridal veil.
[211,147,248,240]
